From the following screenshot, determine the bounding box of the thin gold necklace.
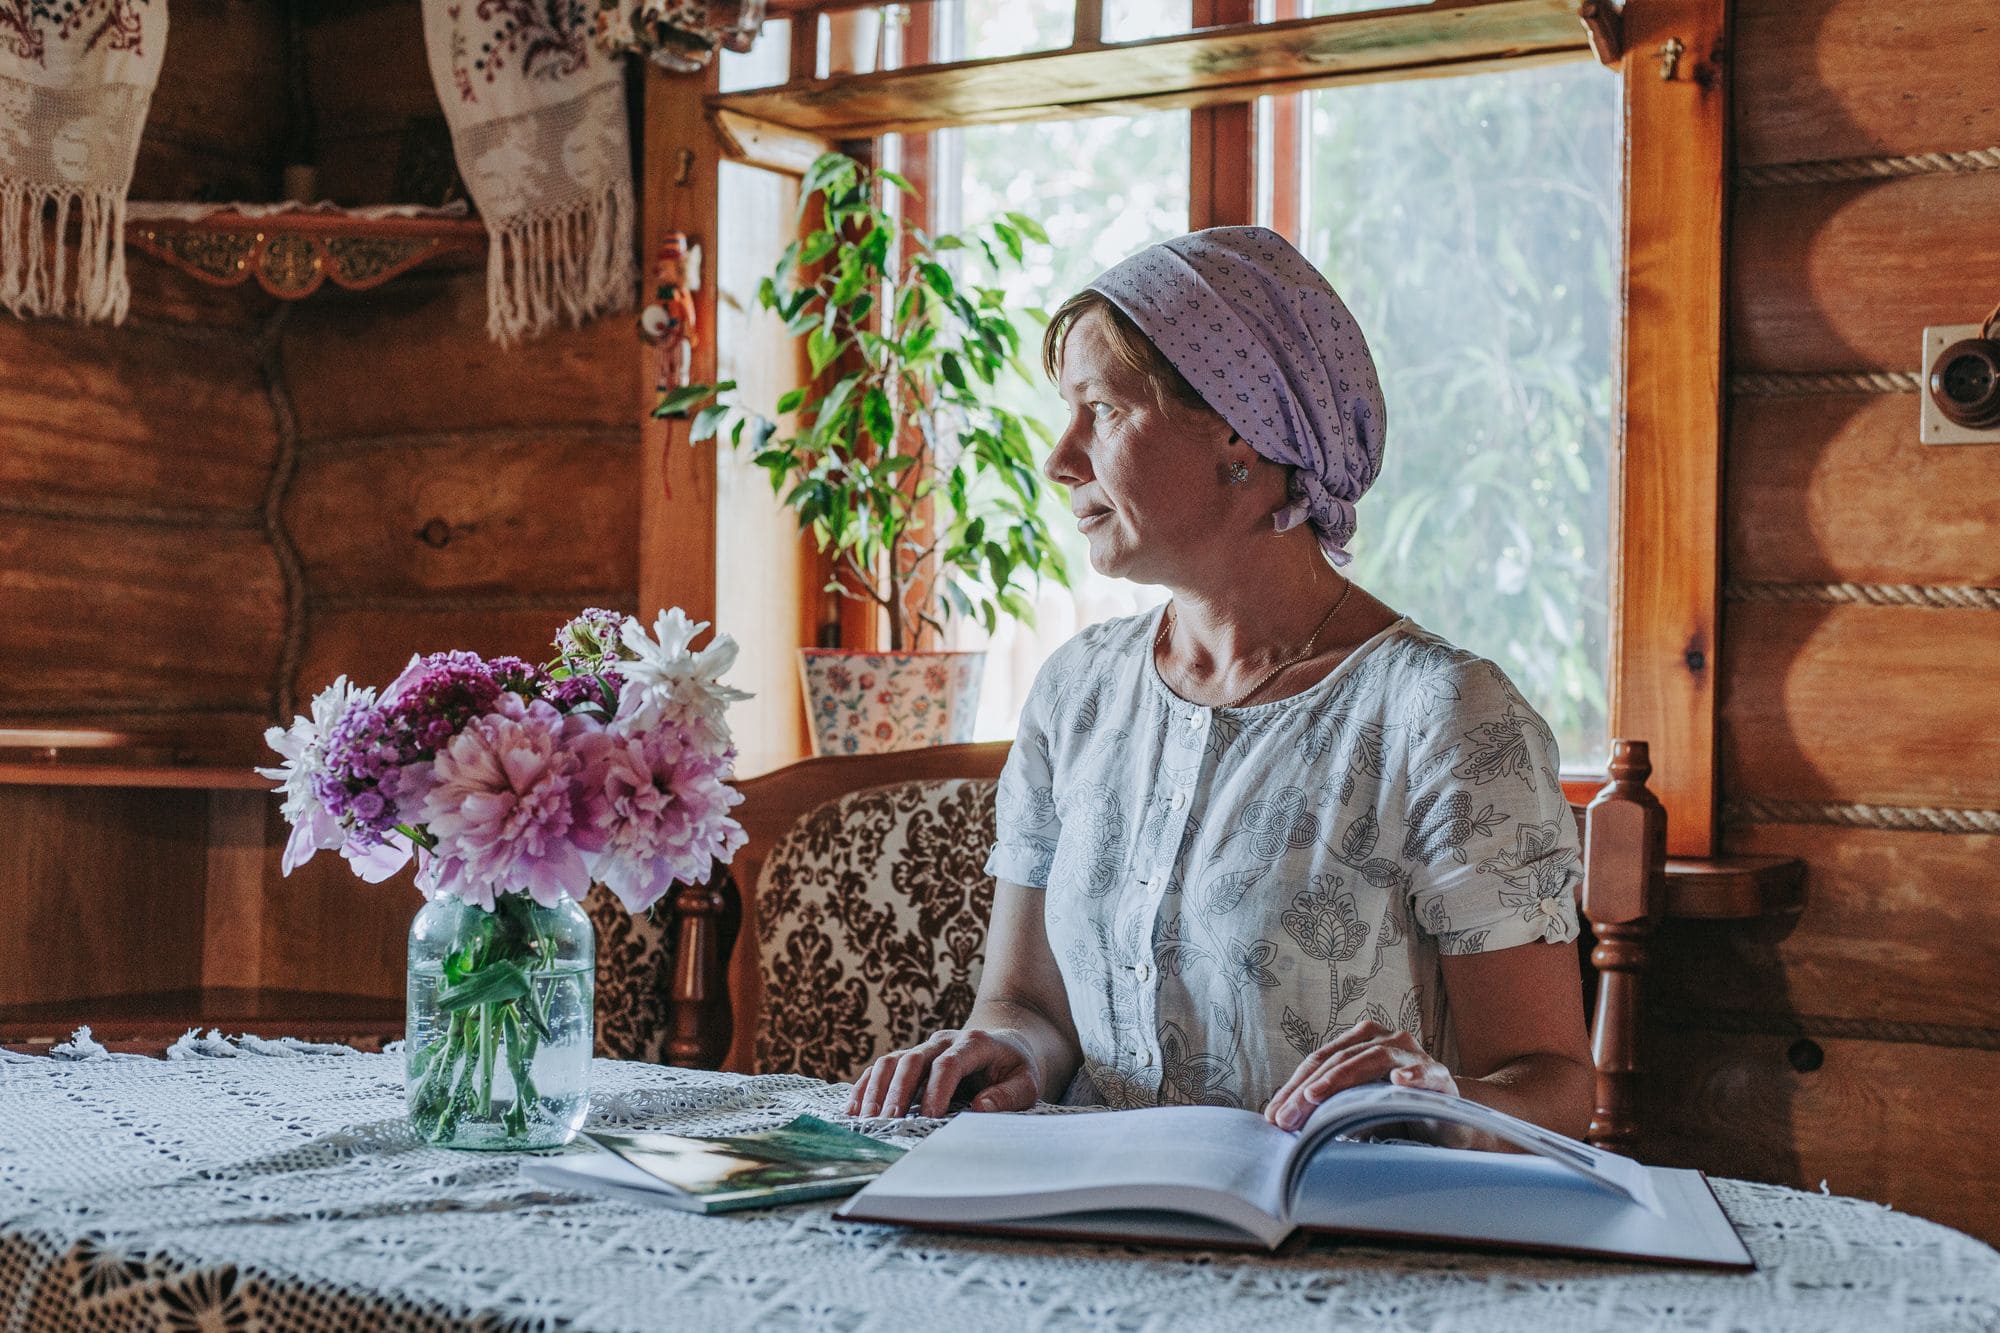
[1155,579,1354,710]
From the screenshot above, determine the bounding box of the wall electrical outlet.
[1921,324,2000,445]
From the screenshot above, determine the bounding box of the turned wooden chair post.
[1580,739,1667,1154]
[664,866,738,1069]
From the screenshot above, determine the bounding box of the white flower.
[258,676,374,874]
[617,608,753,743]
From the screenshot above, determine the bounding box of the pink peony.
[575,709,746,914]
[411,696,603,910]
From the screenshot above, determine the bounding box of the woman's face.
[1043,308,1243,584]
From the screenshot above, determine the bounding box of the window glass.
[1294,61,1619,769]
[934,110,1190,740]
[1103,0,1192,43]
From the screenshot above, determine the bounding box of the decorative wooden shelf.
[126,209,487,300]
[0,727,270,790]
[1662,854,1808,920]
[709,0,1588,139]
[0,988,403,1050]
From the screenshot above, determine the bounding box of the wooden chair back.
[663,738,1664,1152]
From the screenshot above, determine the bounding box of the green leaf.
[863,387,896,448]
[940,352,967,392]
[931,234,966,251]
[799,229,839,265]
[1005,211,1050,244]
[653,380,729,419]
[690,403,729,442]
[775,386,807,414]
[807,325,841,377]
[992,220,1024,263]
[879,168,915,196]
[438,959,531,1012]
[801,152,858,203]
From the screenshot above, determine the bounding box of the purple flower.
[545,669,625,714]
[413,696,603,910]
[575,706,746,914]
[554,608,629,667]
[318,700,409,851]
[380,651,547,763]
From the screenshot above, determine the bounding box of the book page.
[1287,1141,1753,1269]
[1291,1084,1662,1214]
[839,1106,1296,1247]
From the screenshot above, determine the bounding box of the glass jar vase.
[405,893,594,1150]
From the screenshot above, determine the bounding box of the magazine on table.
[522,1115,906,1214]
[833,1083,1753,1269]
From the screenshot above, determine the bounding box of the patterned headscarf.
[1087,226,1387,567]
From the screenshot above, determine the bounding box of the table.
[3,1034,1996,1331]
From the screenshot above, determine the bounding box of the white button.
[1134,961,1153,983]
[1184,713,1201,730]
[1135,1048,1154,1068]
[1170,790,1188,812]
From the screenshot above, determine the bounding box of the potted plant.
[659,151,1069,755]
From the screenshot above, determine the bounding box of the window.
[920,34,1618,768]
[1281,64,1620,769]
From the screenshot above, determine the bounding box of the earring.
[1227,461,1251,484]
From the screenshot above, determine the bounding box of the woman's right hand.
[844,1028,1041,1119]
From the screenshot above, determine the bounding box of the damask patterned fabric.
[754,779,997,1082]
[587,887,674,1063]
[986,608,1581,1112]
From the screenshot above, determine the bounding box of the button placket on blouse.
[1126,707,1209,1075]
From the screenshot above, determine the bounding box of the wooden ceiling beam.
[712,0,1589,139]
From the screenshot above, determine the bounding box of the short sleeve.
[1400,664,1581,956]
[983,650,1067,888]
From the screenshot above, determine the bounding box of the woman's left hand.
[1263,1019,1457,1132]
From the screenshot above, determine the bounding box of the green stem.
[477,1003,496,1118]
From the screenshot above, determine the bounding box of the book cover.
[582,1115,907,1213]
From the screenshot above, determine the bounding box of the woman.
[845,227,1592,1143]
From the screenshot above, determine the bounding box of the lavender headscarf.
[1087,226,1387,567]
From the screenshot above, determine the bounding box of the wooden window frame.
[670,0,1729,853]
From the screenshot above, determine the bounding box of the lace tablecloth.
[3,1034,1996,1332]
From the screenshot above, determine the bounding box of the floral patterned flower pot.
[798,649,985,756]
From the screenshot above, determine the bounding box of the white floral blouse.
[984,608,1582,1111]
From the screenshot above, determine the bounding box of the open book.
[834,1084,1752,1269]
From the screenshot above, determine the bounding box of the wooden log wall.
[1642,0,2000,1245]
[0,1,283,1008]
[0,0,643,1009]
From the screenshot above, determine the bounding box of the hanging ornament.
[593,1,765,73]
[639,231,701,394]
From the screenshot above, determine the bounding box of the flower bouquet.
[259,608,749,1149]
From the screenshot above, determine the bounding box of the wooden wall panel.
[287,432,640,597]
[1642,1029,2000,1244]
[126,0,285,202]
[305,1,436,141]
[281,276,638,439]
[293,605,631,705]
[1726,392,2000,586]
[1735,0,2000,169]
[142,0,287,166]
[1656,824,2000,1030]
[255,803,412,1001]
[1721,603,2000,808]
[304,1,443,205]
[0,786,210,1007]
[0,516,282,715]
[0,324,271,518]
[1731,170,2000,374]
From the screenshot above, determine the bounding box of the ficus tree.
[657,152,1069,652]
